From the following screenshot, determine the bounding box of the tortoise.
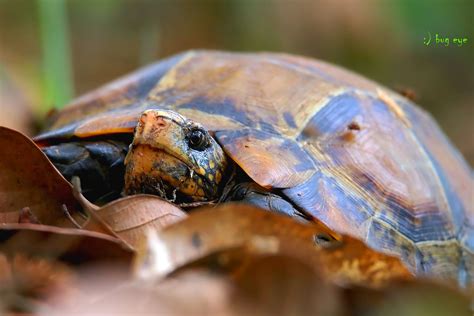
[34,50,473,286]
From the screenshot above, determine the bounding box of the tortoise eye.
[188,129,209,151]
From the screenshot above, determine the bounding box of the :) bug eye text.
[423,32,469,47]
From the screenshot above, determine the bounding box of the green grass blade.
[38,0,74,109]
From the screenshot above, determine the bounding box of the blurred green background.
[0,0,473,164]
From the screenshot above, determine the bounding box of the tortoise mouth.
[153,149,214,198]
[124,145,215,202]
[152,147,209,182]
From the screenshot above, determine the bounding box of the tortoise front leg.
[42,140,129,203]
[226,183,309,221]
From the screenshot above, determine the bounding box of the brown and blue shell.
[35,50,473,286]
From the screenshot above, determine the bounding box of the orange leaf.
[135,203,412,288]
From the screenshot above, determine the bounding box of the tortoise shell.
[36,50,473,285]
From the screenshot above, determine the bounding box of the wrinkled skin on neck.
[124,110,228,202]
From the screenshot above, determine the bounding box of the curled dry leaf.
[0,127,84,227]
[91,195,187,250]
[135,203,412,288]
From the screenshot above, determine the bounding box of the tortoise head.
[124,109,228,202]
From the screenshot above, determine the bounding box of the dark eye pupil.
[188,130,207,150]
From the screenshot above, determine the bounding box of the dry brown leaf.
[92,195,187,249]
[5,255,466,316]
[346,280,471,316]
[0,253,78,313]
[0,127,84,227]
[51,255,469,316]
[135,203,413,288]
[230,255,343,316]
[0,224,132,312]
[47,257,342,316]
[0,223,133,264]
[45,268,234,316]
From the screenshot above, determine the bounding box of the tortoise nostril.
[154,116,167,128]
